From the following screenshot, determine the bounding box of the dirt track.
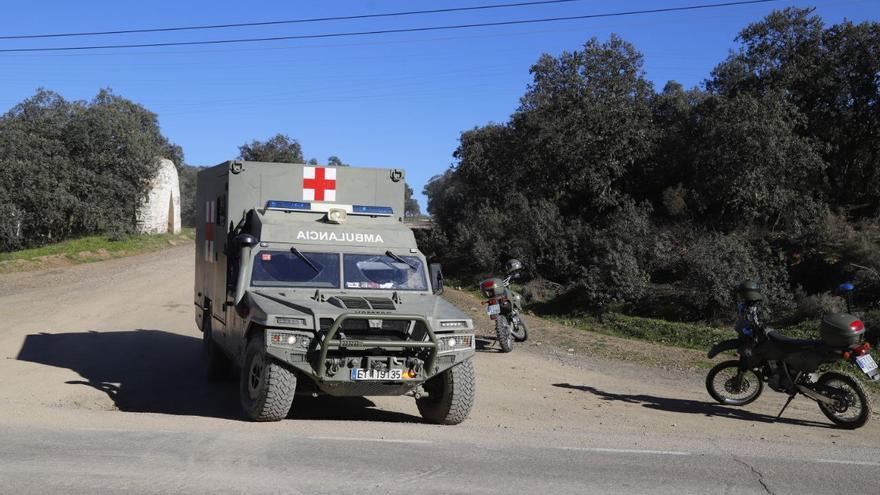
[1,245,879,494]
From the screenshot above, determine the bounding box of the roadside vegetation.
[0,228,193,273]
[421,8,880,332]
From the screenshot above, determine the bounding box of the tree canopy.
[0,89,182,251]
[422,8,880,320]
[238,133,304,163]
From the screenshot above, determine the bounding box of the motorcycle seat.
[767,330,823,349]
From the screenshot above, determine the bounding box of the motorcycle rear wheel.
[495,316,513,353]
[706,360,763,406]
[816,372,871,429]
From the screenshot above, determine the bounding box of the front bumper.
[263,313,474,396]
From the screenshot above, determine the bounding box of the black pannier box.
[820,313,865,348]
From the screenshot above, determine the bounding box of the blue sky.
[0,1,876,208]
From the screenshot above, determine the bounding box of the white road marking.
[814,459,880,467]
[559,447,691,456]
[307,436,432,445]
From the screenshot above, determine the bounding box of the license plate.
[855,354,878,375]
[486,304,500,316]
[350,368,403,381]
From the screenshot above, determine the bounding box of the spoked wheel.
[706,360,763,406]
[510,315,528,343]
[495,316,513,353]
[816,372,872,429]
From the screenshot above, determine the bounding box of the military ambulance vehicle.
[194,160,476,424]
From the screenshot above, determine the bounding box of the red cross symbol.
[303,166,337,201]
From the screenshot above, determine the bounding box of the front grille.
[364,297,396,310]
[320,316,411,340]
[331,296,371,309]
[328,296,397,311]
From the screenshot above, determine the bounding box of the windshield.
[251,251,340,288]
[343,254,428,291]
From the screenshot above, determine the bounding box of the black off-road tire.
[816,372,872,429]
[511,316,529,343]
[416,360,476,425]
[239,336,296,422]
[495,317,513,353]
[706,360,763,406]
[203,312,233,381]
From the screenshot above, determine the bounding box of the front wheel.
[416,360,476,425]
[706,360,763,406]
[239,336,297,421]
[495,316,513,353]
[816,372,872,429]
[510,315,528,342]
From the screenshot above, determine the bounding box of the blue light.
[266,200,311,211]
[352,205,393,216]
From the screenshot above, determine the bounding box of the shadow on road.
[553,383,831,428]
[16,329,421,423]
[476,336,501,353]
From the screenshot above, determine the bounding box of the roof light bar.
[265,200,393,216]
[266,200,311,211]
[352,205,393,216]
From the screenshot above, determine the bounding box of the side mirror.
[235,233,258,248]
[233,234,258,304]
[429,263,444,295]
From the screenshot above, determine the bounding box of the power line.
[0,0,779,53]
[0,0,587,40]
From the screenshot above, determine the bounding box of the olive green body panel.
[194,161,474,397]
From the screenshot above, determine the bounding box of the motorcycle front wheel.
[510,315,528,342]
[816,372,872,429]
[706,360,763,406]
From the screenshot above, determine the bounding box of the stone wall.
[136,158,181,235]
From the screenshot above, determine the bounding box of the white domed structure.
[137,158,181,234]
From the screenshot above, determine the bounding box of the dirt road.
[1,245,878,494]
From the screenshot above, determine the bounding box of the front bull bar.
[315,314,439,380]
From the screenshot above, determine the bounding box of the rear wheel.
[816,372,871,429]
[416,360,476,425]
[239,336,297,421]
[495,316,513,353]
[202,312,233,381]
[706,360,763,406]
[511,315,528,342]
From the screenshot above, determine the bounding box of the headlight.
[439,320,470,329]
[438,334,474,353]
[266,329,311,349]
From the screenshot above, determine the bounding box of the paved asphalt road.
[0,245,878,494]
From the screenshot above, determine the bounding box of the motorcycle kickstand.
[775,394,796,421]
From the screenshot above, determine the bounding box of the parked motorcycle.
[479,259,528,353]
[706,281,879,429]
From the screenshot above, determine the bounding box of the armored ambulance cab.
[195,161,475,424]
